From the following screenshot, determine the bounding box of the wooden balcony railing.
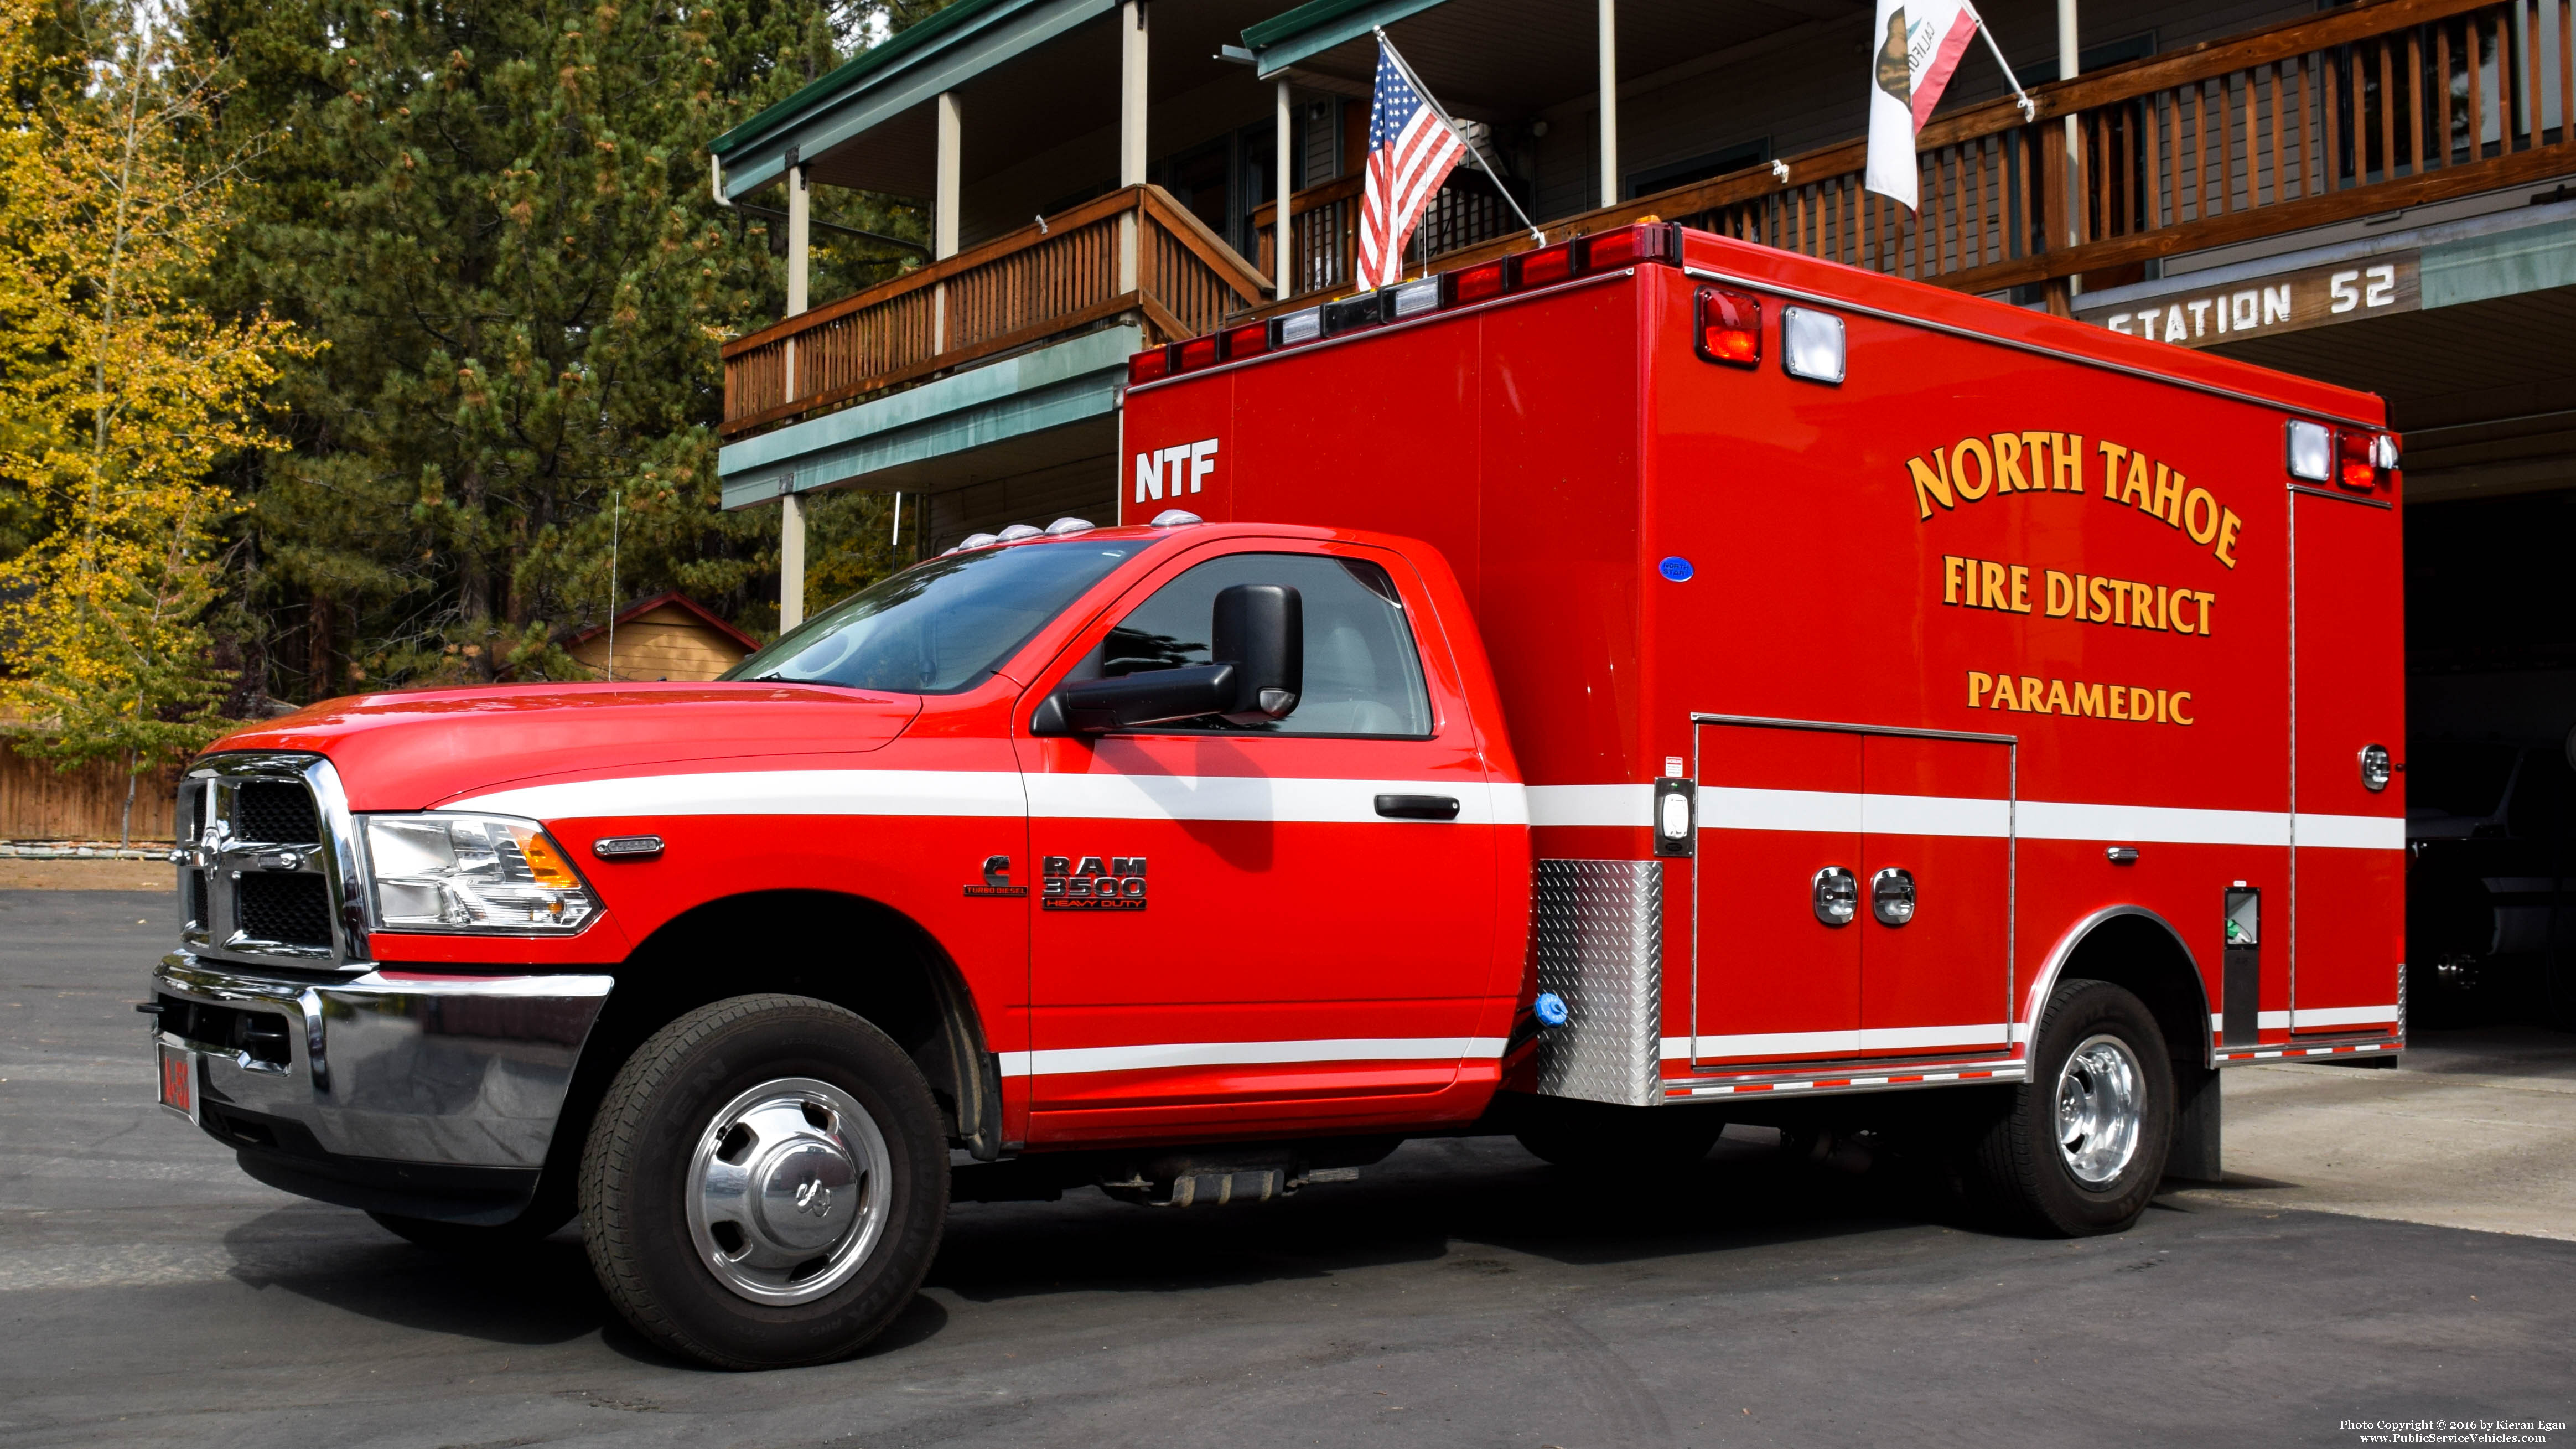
[1246,0,2573,313]
[1252,168,1530,297]
[721,184,1270,437]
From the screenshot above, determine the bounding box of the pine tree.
[187,0,932,697]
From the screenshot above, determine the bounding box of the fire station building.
[705,0,2576,1018]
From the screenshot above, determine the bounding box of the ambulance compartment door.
[1856,733,2014,1057]
[2289,487,2406,1035]
[1687,721,1863,1065]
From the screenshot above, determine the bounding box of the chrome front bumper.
[150,951,613,1175]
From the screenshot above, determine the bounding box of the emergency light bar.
[1127,222,1684,386]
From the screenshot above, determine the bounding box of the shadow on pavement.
[926,1135,1950,1306]
[221,1209,614,1348]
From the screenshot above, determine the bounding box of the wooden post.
[934,90,961,355]
[1118,0,1147,295]
[780,162,809,632]
[2058,0,2081,310]
[1276,80,1294,299]
[1598,0,1619,208]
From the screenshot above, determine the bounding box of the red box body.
[1122,230,2406,1084]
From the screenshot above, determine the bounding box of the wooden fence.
[721,185,1271,437]
[0,741,178,842]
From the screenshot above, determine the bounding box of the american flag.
[1356,37,1466,292]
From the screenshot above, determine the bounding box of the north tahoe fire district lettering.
[1903,431,2244,569]
[1942,555,2216,636]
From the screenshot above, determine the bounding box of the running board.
[1662,1057,2028,1101]
[2212,1032,2402,1065]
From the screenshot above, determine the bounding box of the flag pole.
[1960,2,2040,122]
[1373,27,1547,244]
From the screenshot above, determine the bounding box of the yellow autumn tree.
[0,0,308,842]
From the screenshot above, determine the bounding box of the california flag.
[1864,0,1982,211]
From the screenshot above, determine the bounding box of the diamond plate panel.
[1532,858,1663,1107]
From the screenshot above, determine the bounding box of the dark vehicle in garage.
[2406,734,2576,1026]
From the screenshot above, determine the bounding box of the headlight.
[362,813,598,932]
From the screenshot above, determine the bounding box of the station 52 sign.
[2076,251,2420,348]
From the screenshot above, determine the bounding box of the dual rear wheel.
[1509,978,2175,1238]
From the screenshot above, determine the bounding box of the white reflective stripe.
[1527,783,1649,829]
[1704,787,1862,834]
[2294,814,2407,850]
[2259,1010,2292,1029]
[1001,1036,1510,1076]
[1656,1023,2010,1059]
[447,769,1025,820]
[2019,800,2284,846]
[1025,774,1500,824]
[452,770,1507,826]
[1527,783,2399,850]
[1661,1029,1857,1059]
[2291,1004,2400,1027]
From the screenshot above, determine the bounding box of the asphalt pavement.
[3,889,2570,1448]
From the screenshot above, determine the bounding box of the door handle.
[1375,794,1460,821]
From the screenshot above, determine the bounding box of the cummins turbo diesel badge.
[1043,855,1147,910]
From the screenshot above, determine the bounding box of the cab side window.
[1092,553,1434,737]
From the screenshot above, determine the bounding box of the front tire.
[1960,979,2174,1236]
[578,994,948,1370]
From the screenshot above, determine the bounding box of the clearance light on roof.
[1222,319,1271,360]
[1388,277,1442,319]
[1694,286,1761,367]
[1121,222,1684,382]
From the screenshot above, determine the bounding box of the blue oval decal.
[1658,556,1694,582]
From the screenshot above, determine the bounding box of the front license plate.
[157,1042,198,1124]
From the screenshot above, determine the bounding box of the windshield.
[724,539,1147,693]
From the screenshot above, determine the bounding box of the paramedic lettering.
[1968,671,2197,726]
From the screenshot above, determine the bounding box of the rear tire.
[1511,1098,1726,1172]
[1959,979,2174,1236]
[578,994,948,1370]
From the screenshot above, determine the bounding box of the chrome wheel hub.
[685,1077,890,1305]
[2053,1033,2144,1187]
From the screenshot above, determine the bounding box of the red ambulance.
[147,222,2404,1370]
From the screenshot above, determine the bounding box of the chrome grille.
[236,872,333,948]
[234,781,319,844]
[175,754,366,967]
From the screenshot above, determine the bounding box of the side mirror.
[1033,583,1303,735]
[1212,583,1302,724]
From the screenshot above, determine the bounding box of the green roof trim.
[708,0,1116,200]
[1240,0,1374,49]
[709,0,1013,158]
[1242,0,1450,77]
